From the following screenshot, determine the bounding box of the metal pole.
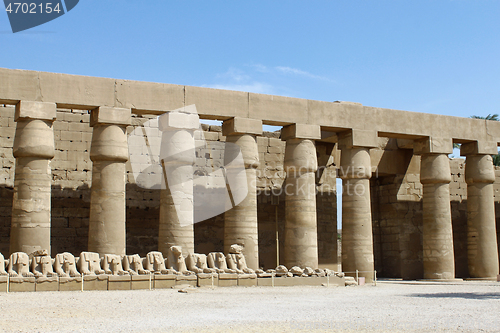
[272,194,280,267]
[355,270,359,284]
[81,273,84,292]
[276,205,279,267]
[149,272,152,290]
[374,270,377,286]
[6,274,9,293]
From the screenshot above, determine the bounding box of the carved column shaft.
[462,145,499,279]
[282,124,321,269]
[420,153,455,280]
[88,107,131,256]
[158,111,199,256]
[340,147,374,282]
[223,134,260,270]
[10,101,56,255]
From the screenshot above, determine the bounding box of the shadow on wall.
[0,185,13,255]
[371,175,474,280]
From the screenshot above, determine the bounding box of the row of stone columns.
[8,101,499,280]
[412,138,499,280]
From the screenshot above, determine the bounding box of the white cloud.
[275,66,333,82]
[215,67,250,82]
[205,82,275,95]
[250,64,269,73]
[204,63,333,96]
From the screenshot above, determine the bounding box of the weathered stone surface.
[421,154,455,280]
[464,154,499,279]
[338,130,378,149]
[115,79,184,113]
[281,124,321,141]
[340,146,374,282]
[224,132,260,270]
[222,117,263,136]
[283,138,319,269]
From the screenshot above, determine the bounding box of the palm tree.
[470,114,499,121]
[469,114,500,166]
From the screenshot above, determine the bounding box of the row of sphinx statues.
[0,244,258,279]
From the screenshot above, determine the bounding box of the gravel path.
[0,280,499,332]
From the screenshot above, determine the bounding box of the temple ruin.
[0,67,499,291]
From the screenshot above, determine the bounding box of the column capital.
[281,123,320,141]
[338,129,377,149]
[90,106,131,127]
[222,117,262,136]
[420,153,452,184]
[413,137,453,155]
[15,101,56,122]
[460,141,498,156]
[465,154,495,184]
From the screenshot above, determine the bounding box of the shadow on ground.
[409,292,500,300]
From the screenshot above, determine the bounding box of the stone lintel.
[396,138,414,149]
[281,123,321,141]
[460,141,498,156]
[338,129,378,149]
[413,137,453,155]
[90,106,131,127]
[222,117,262,136]
[15,101,56,122]
[158,110,200,131]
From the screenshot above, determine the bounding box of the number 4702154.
[5,2,62,14]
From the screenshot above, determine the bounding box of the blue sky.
[1,0,499,119]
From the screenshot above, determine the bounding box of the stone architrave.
[88,107,131,256]
[461,142,500,279]
[10,101,56,255]
[222,117,262,270]
[281,124,321,269]
[415,138,455,280]
[158,109,199,256]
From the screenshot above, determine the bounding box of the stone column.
[158,110,199,256]
[339,130,377,282]
[10,101,56,255]
[461,142,499,279]
[222,117,262,270]
[281,124,321,269]
[88,107,131,256]
[415,138,455,280]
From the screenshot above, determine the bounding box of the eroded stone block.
[131,274,152,290]
[153,274,176,289]
[218,273,238,287]
[35,277,59,292]
[9,276,35,292]
[108,275,131,291]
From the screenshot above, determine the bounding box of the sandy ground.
[0,280,499,332]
